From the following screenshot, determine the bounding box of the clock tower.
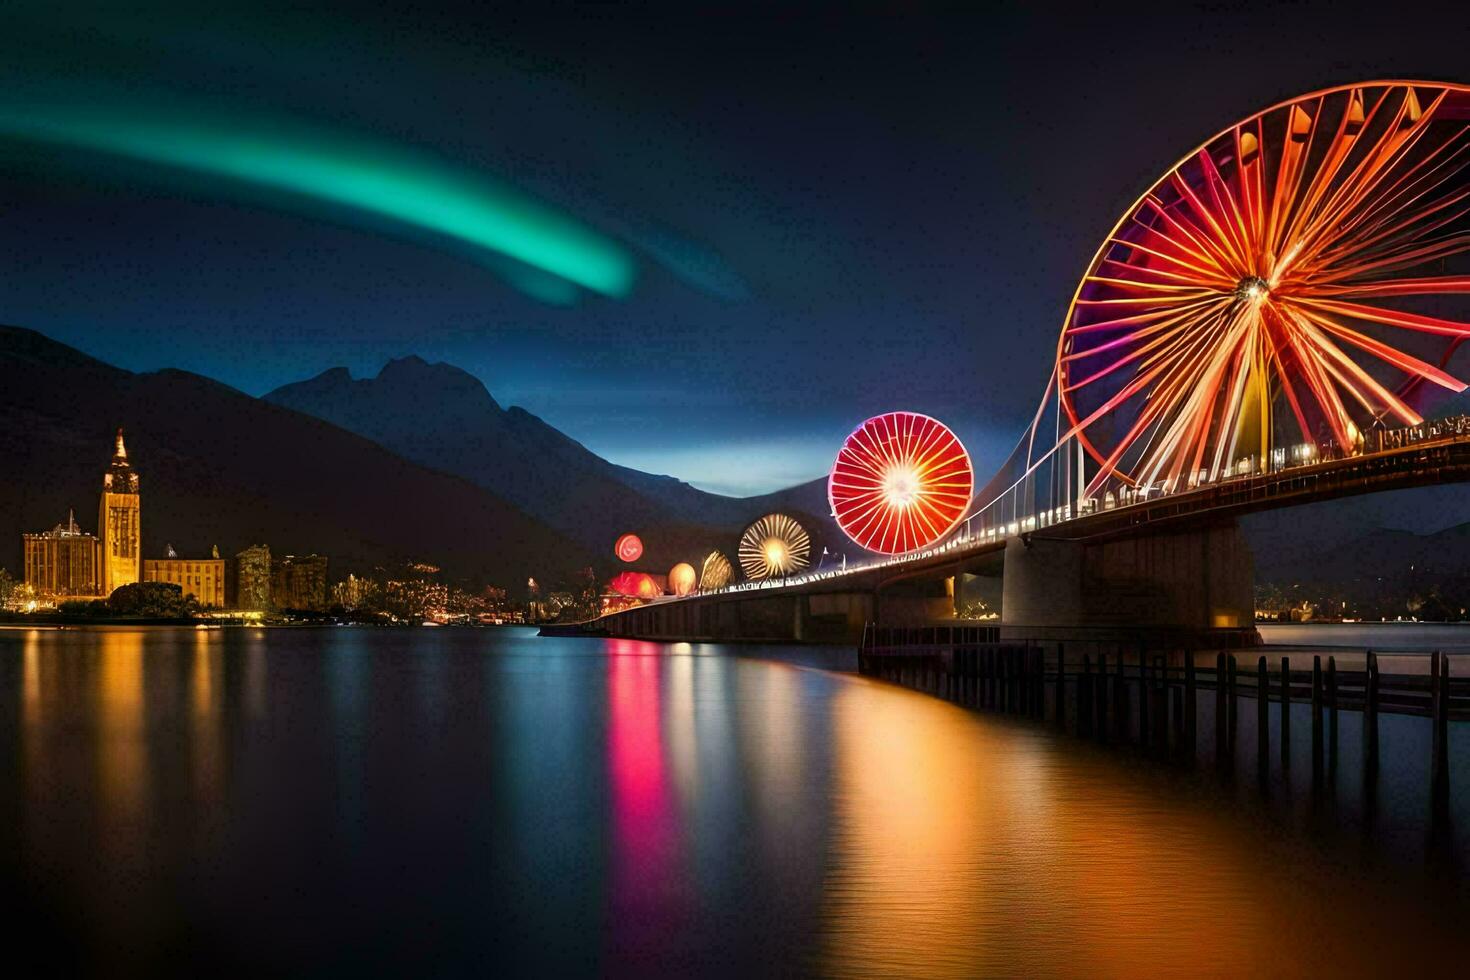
[98,428,141,596]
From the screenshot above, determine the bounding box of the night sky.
[1,2,1467,495]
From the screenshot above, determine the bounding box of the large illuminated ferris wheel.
[1060,81,1470,498]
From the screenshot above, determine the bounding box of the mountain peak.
[374,356,500,408]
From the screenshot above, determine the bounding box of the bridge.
[596,420,1470,646]
[590,80,1470,651]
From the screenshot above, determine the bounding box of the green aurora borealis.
[0,92,635,299]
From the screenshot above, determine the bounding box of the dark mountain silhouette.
[264,356,842,559]
[14,322,1455,596]
[0,326,592,586]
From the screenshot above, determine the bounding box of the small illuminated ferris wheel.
[828,411,974,554]
[738,514,811,580]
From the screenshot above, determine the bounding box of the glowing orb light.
[699,551,735,590]
[614,533,644,563]
[668,563,697,596]
[738,514,810,580]
[828,412,974,554]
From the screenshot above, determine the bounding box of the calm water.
[2,625,1468,977]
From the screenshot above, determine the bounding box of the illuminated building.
[230,544,272,611]
[144,555,226,607]
[22,511,102,598]
[97,428,141,596]
[738,514,811,580]
[829,412,973,554]
[271,554,329,611]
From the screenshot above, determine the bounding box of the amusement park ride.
[599,81,1470,645]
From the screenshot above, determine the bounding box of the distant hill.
[0,326,590,587]
[264,356,842,561]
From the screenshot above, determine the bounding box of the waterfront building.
[144,554,227,608]
[22,511,102,598]
[98,428,141,596]
[272,554,329,611]
[231,544,272,611]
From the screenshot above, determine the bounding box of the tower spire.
[113,427,128,465]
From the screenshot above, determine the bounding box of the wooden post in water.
[1326,656,1338,783]
[1311,656,1323,784]
[1096,653,1109,743]
[1153,656,1169,752]
[1257,656,1269,776]
[1171,683,1184,753]
[1115,653,1129,744]
[1365,652,1379,777]
[1214,652,1227,768]
[1139,654,1151,750]
[1056,646,1066,731]
[1227,654,1238,752]
[1280,656,1291,766]
[1432,651,1449,802]
[1080,653,1093,736]
[1184,653,1197,758]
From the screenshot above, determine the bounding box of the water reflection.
[1,627,1465,976]
[97,629,147,828]
[818,677,1461,977]
[606,641,685,967]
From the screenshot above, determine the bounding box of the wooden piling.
[1080,653,1093,737]
[1280,656,1291,766]
[1096,653,1109,743]
[1115,653,1129,743]
[1365,652,1379,777]
[1152,656,1169,751]
[1214,652,1227,767]
[1227,654,1238,751]
[1311,656,1323,783]
[1139,655,1151,749]
[1058,646,1070,731]
[1326,655,1338,782]
[1257,656,1269,774]
[1432,651,1449,799]
[1184,653,1197,757]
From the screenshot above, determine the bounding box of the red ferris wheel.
[1060,81,1470,497]
[828,411,974,554]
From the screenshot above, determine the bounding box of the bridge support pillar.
[999,519,1258,649]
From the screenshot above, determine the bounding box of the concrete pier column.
[999,520,1257,649]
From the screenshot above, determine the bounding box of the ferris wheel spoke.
[1285,303,1467,392]
[1063,300,1231,392]
[1110,233,1230,283]
[1146,191,1241,276]
[1065,296,1223,336]
[1315,184,1470,274]
[1293,89,1437,250]
[1309,136,1470,262]
[1297,275,1470,299]
[1295,297,1470,338]
[1095,257,1223,288]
